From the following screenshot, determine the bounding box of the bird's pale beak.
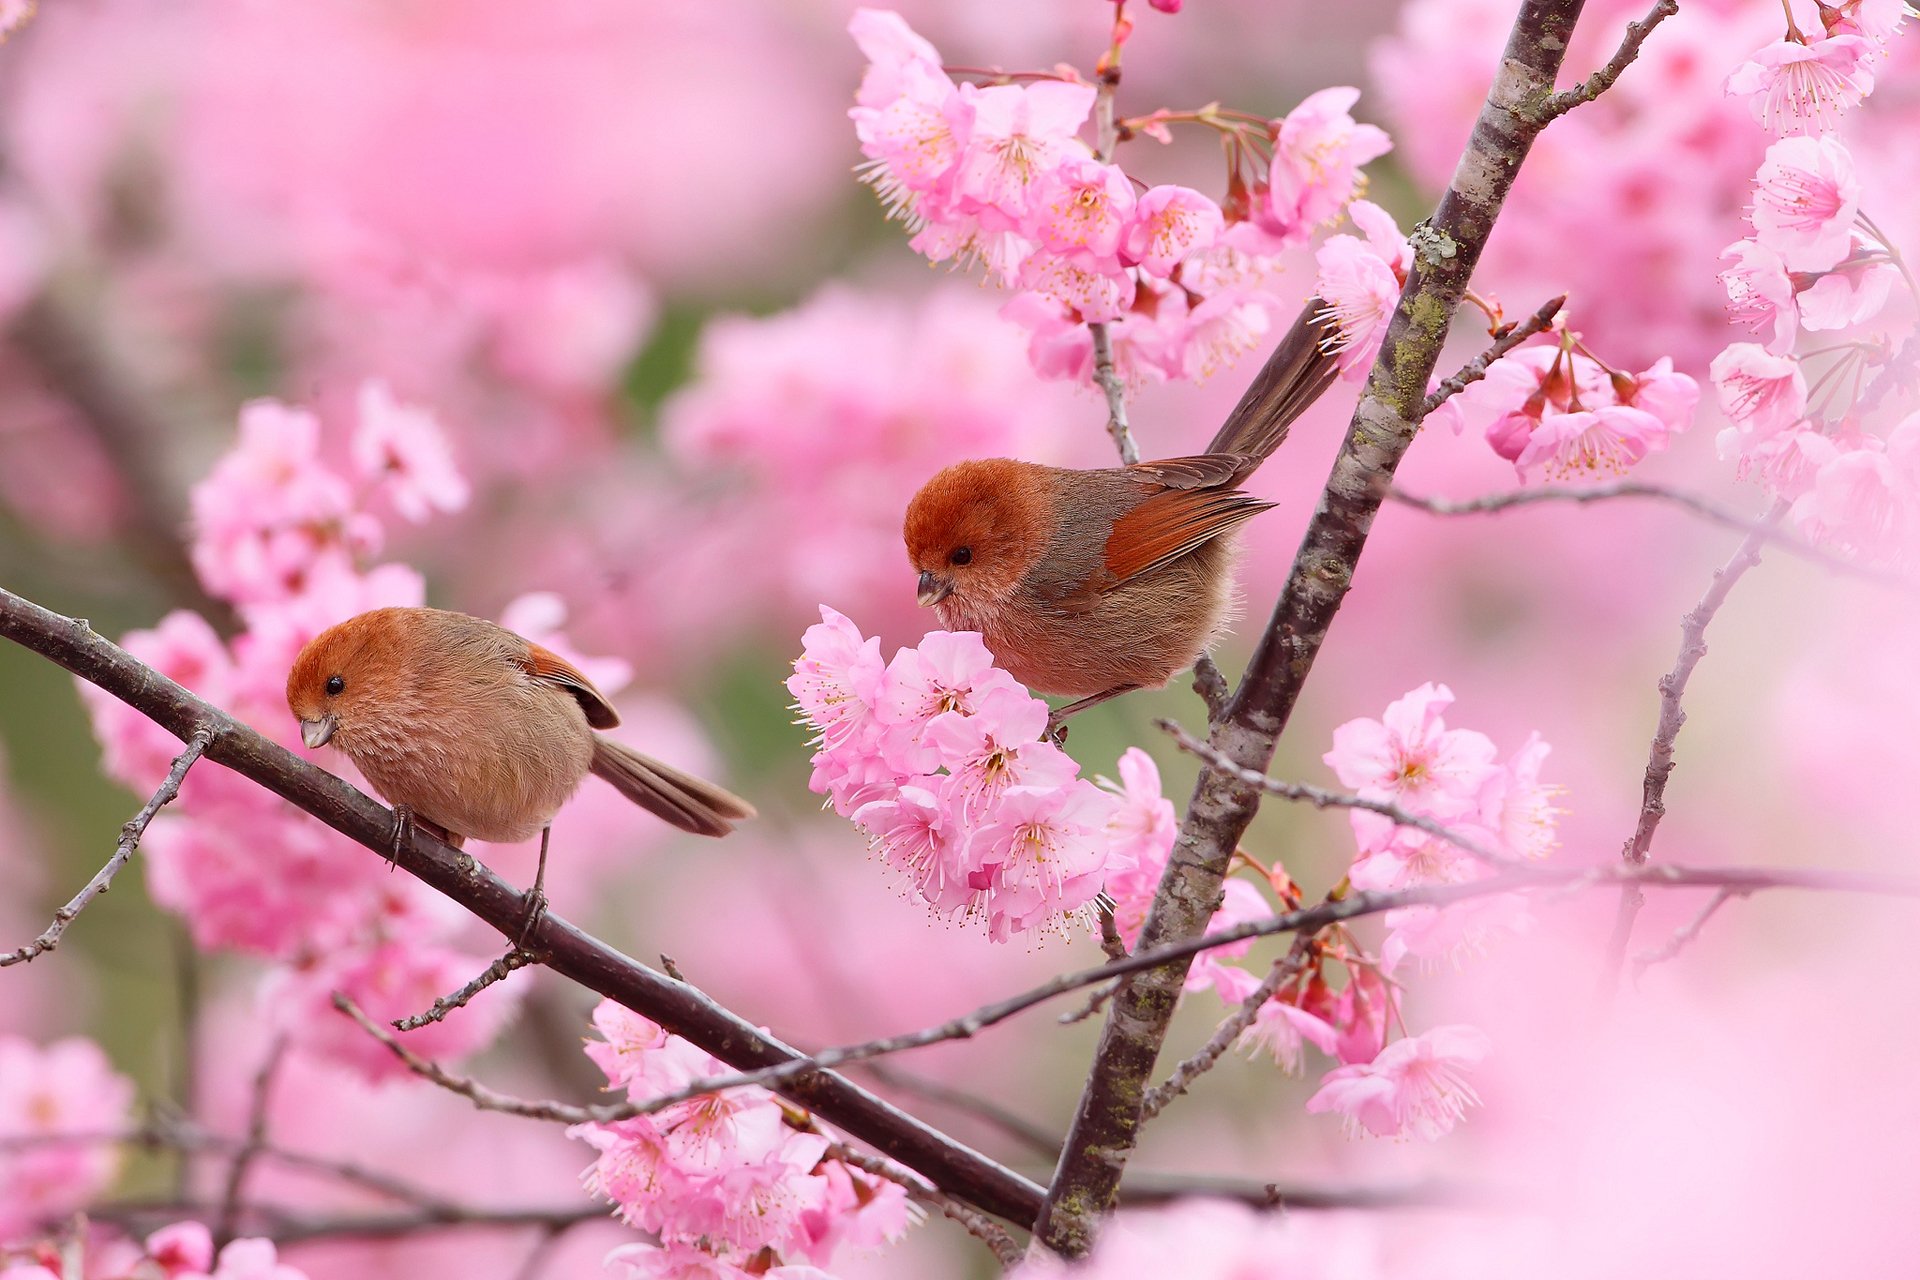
[916,570,952,608]
[300,714,338,750]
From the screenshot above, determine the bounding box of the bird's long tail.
[1204,298,1341,462]
[589,739,756,838]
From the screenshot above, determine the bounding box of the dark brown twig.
[829,1143,1024,1268]
[2,727,211,966]
[394,947,537,1031]
[1139,948,1313,1121]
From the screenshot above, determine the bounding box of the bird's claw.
[1043,715,1070,746]
[515,886,549,949]
[386,806,413,871]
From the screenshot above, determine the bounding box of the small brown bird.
[286,606,753,931]
[903,303,1339,721]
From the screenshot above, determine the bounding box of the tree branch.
[214,1037,286,1248]
[1138,948,1313,1121]
[394,946,536,1031]
[1630,886,1745,981]
[2,726,211,966]
[1037,2,1678,1251]
[1386,481,1912,590]
[0,585,1043,1227]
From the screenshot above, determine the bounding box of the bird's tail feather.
[589,739,755,838]
[1204,298,1341,463]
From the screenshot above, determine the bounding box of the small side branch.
[1139,948,1313,1121]
[394,947,536,1031]
[1533,0,1682,123]
[1631,886,1746,980]
[1422,294,1566,413]
[332,993,636,1125]
[2,728,212,967]
[1601,504,1782,994]
[1090,324,1141,465]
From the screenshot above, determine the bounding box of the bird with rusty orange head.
[286,606,753,936]
[903,302,1340,724]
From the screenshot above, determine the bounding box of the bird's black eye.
[325,674,345,697]
[950,547,973,566]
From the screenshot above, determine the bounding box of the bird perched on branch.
[286,606,753,934]
[903,301,1340,723]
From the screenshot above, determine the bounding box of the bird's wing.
[1101,487,1275,588]
[517,643,622,729]
[1124,453,1262,491]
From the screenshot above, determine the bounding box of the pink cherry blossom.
[1122,185,1223,278]
[0,1035,134,1237]
[1313,202,1406,381]
[1712,342,1808,439]
[1796,250,1897,332]
[201,1238,309,1280]
[1324,682,1498,829]
[1720,238,1800,352]
[351,380,470,523]
[1238,998,1342,1074]
[146,1222,215,1276]
[1750,134,1860,271]
[1791,446,1911,559]
[1725,36,1876,136]
[1028,156,1135,266]
[1260,87,1393,246]
[1514,405,1671,480]
[1305,1024,1492,1139]
[950,80,1096,227]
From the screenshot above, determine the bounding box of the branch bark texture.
[1035,0,1600,1255]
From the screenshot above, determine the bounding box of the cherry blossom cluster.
[77,388,558,1079]
[0,1036,131,1240]
[1190,683,1557,1142]
[1429,329,1700,480]
[1,1221,309,1280]
[788,609,1127,942]
[1712,2,1919,561]
[569,1001,914,1280]
[849,8,1391,388]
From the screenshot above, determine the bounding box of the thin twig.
[1139,947,1313,1121]
[1,728,211,966]
[1631,887,1746,981]
[394,947,537,1031]
[332,993,639,1125]
[1533,0,1683,122]
[1192,655,1230,719]
[1600,503,1783,997]
[1421,294,1565,413]
[1088,61,1140,467]
[1387,481,1914,590]
[214,1037,286,1248]
[1158,719,1517,866]
[829,1143,1024,1268]
[1056,980,1121,1026]
[1097,904,1129,962]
